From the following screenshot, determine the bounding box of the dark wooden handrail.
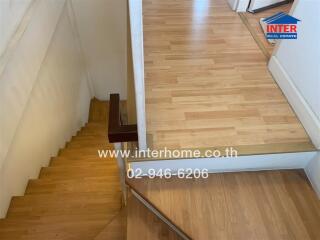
[108,94,138,143]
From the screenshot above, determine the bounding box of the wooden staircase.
[1,98,319,240]
[0,99,123,240]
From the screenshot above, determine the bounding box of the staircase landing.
[127,170,320,240]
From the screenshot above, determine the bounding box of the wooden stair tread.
[49,159,115,167]
[127,170,320,240]
[0,219,111,240]
[9,192,121,209]
[26,177,120,194]
[59,147,106,153]
[39,165,119,175]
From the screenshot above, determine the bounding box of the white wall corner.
[269,56,320,149]
[66,0,95,98]
[305,152,320,199]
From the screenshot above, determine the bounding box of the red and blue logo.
[263,12,300,39]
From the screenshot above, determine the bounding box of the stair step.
[0,217,113,240]
[65,141,112,149]
[80,125,107,131]
[7,193,121,218]
[76,133,107,138]
[39,166,119,179]
[49,157,115,166]
[67,137,110,144]
[58,148,102,157]
[83,123,106,127]
[71,135,109,141]
[77,130,107,137]
[26,177,120,194]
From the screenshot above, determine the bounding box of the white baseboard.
[236,0,250,12]
[305,153,320,199]
[129,151,316,175]
[269,56,320,149]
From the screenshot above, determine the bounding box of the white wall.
[274,0,320,119]
[71,0,127,100]
[306,153,320,198]
[0,0,32,57]
[269,0,320,148]
[0,0,92,217]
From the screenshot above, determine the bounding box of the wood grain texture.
[240,3,293,58]
[94,207,127,240]
[127,196,182,240]
[143,0,312,153]
[127,170,320,240]
[0,99,122,240]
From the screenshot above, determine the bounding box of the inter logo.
[262,12,300,40]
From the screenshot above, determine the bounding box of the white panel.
[0,1,91,217]
[0,0,65,171]
[269,57,320,148]
[269,0,320,148]
[129,0,147,150]
[71,0,127,100]
[0,0,32,57]
[305,153,320,198]
[273,0,320,120]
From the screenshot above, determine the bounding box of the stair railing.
[108,93,138,204]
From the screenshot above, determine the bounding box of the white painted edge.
[305,153,320,199]
[305,170,320,199]
[269,56,320,149]
[129,151,316,175]
[128,0,147,150]
[236,0,250,12]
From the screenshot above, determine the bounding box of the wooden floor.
[240,2,293,58]
[94,195,183,240]
[127,170,320,240]
[127,196,181,240]
[0,99,122,240]
[143,0,313,154]
[94,207,127,240]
